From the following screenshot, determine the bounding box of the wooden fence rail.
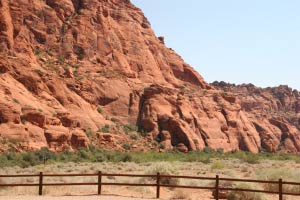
[0,172,300,199]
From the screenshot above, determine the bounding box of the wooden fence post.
[215,175,219,200]
[98,171,102,195]
[38,172,43,196]
[156,172,160,199]
[279,178,283,200]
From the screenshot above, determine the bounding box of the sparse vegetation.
[33,46,42,55]
[257,169,300,194]
[69,63,80,69]
[73,70,82,80]
[100,125,110,133]
[1,147,300,170]
[227,183,264,200]
[58,56,65,64]
[130,134,137,140]
[122,143,131,150]
[12,98,20,104]
[110,117,119,123]
[97,106,103,114]
[211,160,225,170]
[33,69,43,76]
[85,128,93,138]
[138,129,147,137]
[159,143,165,149]
[145,163,180,185]
[122,124,138,134]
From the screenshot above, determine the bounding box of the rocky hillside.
[212,82,300,153]
[0,0,299,154]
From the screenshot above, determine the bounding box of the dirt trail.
[0,195,153,200]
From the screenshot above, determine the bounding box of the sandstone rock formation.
[0,0,299,154]
[212,82,300,153]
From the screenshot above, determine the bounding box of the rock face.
[212,82,300,153]
[0,0,299,154]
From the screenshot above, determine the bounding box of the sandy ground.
[1,160,300,200]
[0,195,153,200]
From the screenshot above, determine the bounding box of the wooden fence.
[1,172,300,199]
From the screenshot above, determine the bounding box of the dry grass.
[0,159,300,199]
[257,168,300,194]
[227,183,264,200]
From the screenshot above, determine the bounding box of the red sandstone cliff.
[0,0,299,154]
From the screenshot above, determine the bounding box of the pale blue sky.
[132,0,300,89]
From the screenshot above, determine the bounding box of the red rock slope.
[0,0,299,154]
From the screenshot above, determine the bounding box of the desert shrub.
[0,148,57,168]
[73,70,82,79]
[34,46,42,55]
[138,129,147,137]
[97,106,102,114]
[121,154,132,162]
[122,124,138,133]
[122,143,131,150]
[145,163,180,185]
[203,147,215,153]
[100,125,110,133]
[77,148,92,160]
[159,143,165,149]
[33,69,43,76]
[227,183,264,200]
[211,160,225,170]
[257,169,300,194]
[35,147,57,161]
[130,134,137,140]
[181,151,211,164]
[85,128,93,138]
[111,117,119,123]
[241,155,260,164]
[13,98,20,104]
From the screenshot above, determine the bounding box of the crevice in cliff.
[71,0,83,14]
[0,0,14,49]
[221,108,229,126]
[136,93,145,131]
[199,129,209,147]
[253,122,269,151]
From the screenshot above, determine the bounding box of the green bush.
[1,147,300,169]
[100,125,110,133]
[159,143,165,149]
[122,124,138,133]
[97,106,103,114]
[111,118,119,123]
[13,98,20,104]
[138,129,147,137]
[130,134,138,140]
